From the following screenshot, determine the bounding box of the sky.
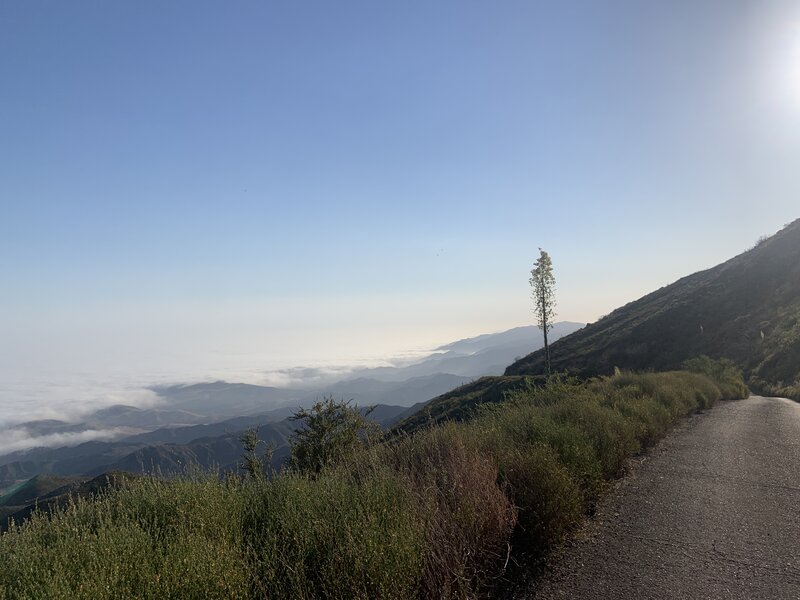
[1,1,799,412]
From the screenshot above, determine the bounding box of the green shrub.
[597,385,672,448]
[493,444,584,553]
[748,376,800,402]
[288,397,381,475]
[607,371,717,418]
[682,355,749,399]
[242,470,423,600]
[472,403,603,502]
[542,396,639,478]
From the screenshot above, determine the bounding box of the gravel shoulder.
[529,395,800,600]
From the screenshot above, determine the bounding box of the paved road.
[532,396,800,600]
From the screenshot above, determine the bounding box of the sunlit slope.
[506,219,800,390]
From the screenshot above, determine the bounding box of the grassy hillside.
[1,471,138,533]
[0,474,83,508]
[393,375,545,433]
[0,364,746,599]
[505,219,800,398]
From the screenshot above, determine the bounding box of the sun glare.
[789,27,800,106]
[763,19,800,116]
[780,24,800,111]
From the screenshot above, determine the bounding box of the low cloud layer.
[0,381,164,430]
[0,426,136,457]
[0,343,443,459]
[260,366,360,388]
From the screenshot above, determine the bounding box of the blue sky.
[1,1,799,389]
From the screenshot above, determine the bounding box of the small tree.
[530,248,557,375]
[288,396,380,474]
[239,427,274,480]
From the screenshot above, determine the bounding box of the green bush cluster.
[287,397,381,475]
[748,376,800,402]
[681,355,750,399]
[0,364,747,599]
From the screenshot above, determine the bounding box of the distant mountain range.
[0,406,409,490]
[148,382,297,419]
[346,322,584,382]
[0,322,581,496]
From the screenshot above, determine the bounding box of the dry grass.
[0,361,747,599]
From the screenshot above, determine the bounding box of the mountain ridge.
[506,219,800,388]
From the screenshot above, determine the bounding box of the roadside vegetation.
[749,378,800,402]
[0,360,747,600]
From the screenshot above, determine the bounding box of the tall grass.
[242,469,424,599]
[0,364,748,600]
[681,355,750,399]
[376,428,516,597]
[749,376,800,402]
[0,476,250,599]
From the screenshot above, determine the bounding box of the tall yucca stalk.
[530,248,557,375]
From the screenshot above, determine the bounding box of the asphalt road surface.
[531,395,800,600]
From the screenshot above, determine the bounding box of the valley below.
[0,323,583,514]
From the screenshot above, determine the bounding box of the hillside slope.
[1,472,136,532]
[506,219,800,389]
[0,474,83,507]
[393,376,538,433]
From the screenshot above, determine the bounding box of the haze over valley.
[0,322,583,458]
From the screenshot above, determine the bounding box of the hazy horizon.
[1,320,582,428]
[2,2,799,424]
[0,320,587,457]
